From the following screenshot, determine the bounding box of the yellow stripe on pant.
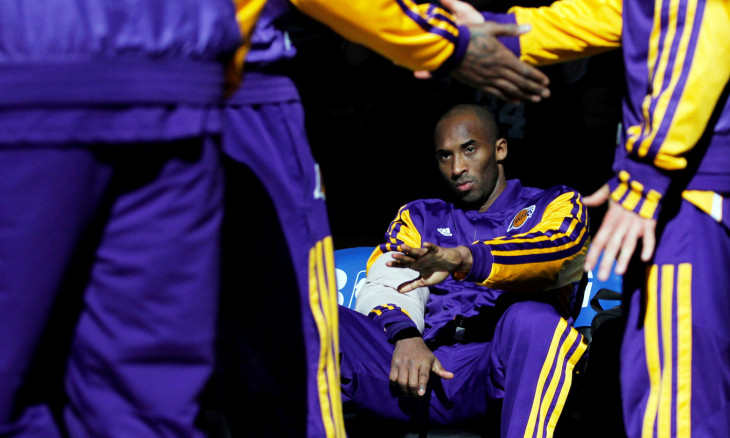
[642,263,693,438]
[523,319,587,438]
[309,237,345,438]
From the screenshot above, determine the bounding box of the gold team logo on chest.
[507,205,535,232]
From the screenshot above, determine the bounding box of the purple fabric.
[619,200,730,437]
[226,71,300,105]
[613,0,728,218]
[430,25,471,78]
[0,1,241,63]
[0,138,223,437]
[481,12,520,58]
[462,244,494,283]
[340,301,583,434]
[0,1,240,144]
[243,0,298,71]
[0,106,223,145]
[222,84,340,437]
[368,305,420,342]
[0,60,226,106]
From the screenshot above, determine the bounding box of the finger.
[640,221,656,262]
[614,220,641,276]
[397,245,428,258]
[417,364,430,396]
[441,0,484,24]
[583,184,610,207]
[598,215,630,281]
[584,207,617,272]
[472,67,542,101]
[408,362,422,397]
[484,22,533,37]
[414,70,433,80]
[398,373,410,396]
[490,51,551,88]
[398,244,415,253]
[432,359,455,380]
[398,278,426,294]
[584,236,604,274]
[389,252,416,264]
[389,363,399,386]
[449,57,532,101]
[393,361,411,395]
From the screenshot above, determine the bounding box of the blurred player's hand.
[391,336,453,397]
[453,22,550,104]
[387,242,473,293]
[414,0,550,104]
[583,184,657,281]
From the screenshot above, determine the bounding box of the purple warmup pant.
[339,301,586,438]
[217,73,344,438]
[0,139,223,437]
[620,199,730,437]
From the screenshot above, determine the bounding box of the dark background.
[288,6,624,249]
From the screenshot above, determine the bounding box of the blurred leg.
[0,146,113,437]
[621,200,730,437]
[63,138,223,437]
[220,100,344,438]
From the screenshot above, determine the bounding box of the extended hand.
[390,337,454,397]
[584,185,657,281]
[387,242,472,293]
[414,0,550,104]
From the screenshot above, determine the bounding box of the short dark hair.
[435,104,500,143]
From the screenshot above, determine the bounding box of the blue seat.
[573,252,623,328]
[334,246,373,310]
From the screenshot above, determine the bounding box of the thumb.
[432,359,454,380]
[484,21,532,37]
[583,184,610,207]
[440,0,485,25]
[414,70,433,80]
[397,279,420,294]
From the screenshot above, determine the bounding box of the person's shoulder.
[401,198,451,213]
[519,182,581,202]
[543,184,581,198]
[396,198,454,225]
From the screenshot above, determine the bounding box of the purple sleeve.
[481,11,521,57]
[431,24,471,77]
[368,304,420,342]
[460,244,494,283]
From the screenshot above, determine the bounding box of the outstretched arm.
[283,0,550,102]
[392,189,590,293]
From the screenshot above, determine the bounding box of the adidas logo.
[437,227,452,237]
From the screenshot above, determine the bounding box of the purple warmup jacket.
[0,0,242,143]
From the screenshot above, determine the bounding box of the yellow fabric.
[289,0,461,72]
[510,0,622,65]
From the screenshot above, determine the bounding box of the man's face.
[434,112,500,208]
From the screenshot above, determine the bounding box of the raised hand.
[583,184,657,281]
[415,0,550,104]
[453,21,550,104]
